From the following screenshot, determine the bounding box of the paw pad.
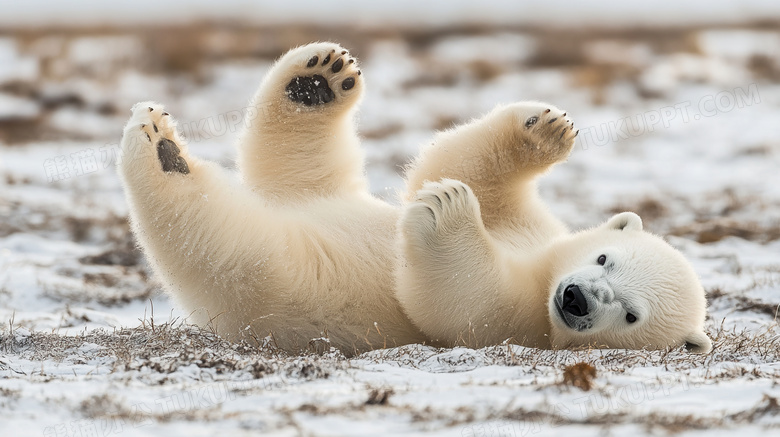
[157,138,190,174]
[331,58,344,73]
[286,75,335,106]
[133,104,190,175]
[284,45,361,107]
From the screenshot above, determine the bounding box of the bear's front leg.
[515,105,578,170]
[397,179,513,347]
[406,103,578,197]
[404,102,577,232]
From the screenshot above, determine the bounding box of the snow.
[1,5,780,436]
[429,33,536,65]
[1,0,780,29]
[698,30,780,62]
[0,93,39,119]
[0,38,39,83]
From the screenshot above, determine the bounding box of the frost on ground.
[1,18,780,436]
[2,323,780,436]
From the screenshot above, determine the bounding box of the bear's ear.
[605,212,643,231]
[683,331,712,354]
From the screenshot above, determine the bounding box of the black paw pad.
[341,77,355,90]
[157,138,190,174]
[306,56,319,68]
[286,75,335,106]
[331,58,344,73]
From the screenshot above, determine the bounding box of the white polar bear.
[118,42,426,356]
[119,42,711,356]
[398,102,712,354]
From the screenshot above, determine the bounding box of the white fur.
[118,42,710,356]
[118,43,425,356]
[398,103,712,353]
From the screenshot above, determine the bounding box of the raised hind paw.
[120,102,191,176]
[236,43,366,198]
[266,42,363,111]
[403,179,484,238]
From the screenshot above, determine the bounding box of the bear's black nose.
[561,284,589,317]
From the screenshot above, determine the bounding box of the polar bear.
[398,102,712,354]
[119,42,710,356]
[118,42,426,356]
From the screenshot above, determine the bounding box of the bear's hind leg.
[280,44,362,109]
[119,103,295,338]
[119,101,195,185]
[238,43,367,200]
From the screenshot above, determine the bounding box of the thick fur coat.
[118,43,711,356]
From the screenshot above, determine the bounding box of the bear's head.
[547,212,712,354]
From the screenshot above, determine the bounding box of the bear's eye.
[525,116,538,128]
[597,254,607,265]
[626,313,637,324]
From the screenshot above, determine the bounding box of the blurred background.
[0,0,779,333]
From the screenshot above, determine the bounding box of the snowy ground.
[1,10,780,437]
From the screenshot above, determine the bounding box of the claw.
[544,109,551,114]
[574,129,580,138]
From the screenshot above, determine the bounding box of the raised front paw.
[121,101,190,175]
[279,42,362,107]
[524,108,577,141]
[403,179,483,236]
[502,102,578,167]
